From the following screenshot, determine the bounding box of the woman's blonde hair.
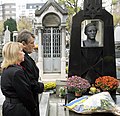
[1,42,23,69]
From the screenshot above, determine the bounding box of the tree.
[112,0,118,5]
[4,17,17,41]
[17,17,32,32]
[112,0,120,26]
[58,0,81,14]
[113,14,120,27]
[0,20,4,34]
[58,0,81,32]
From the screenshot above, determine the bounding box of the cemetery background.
[0,0,120,116]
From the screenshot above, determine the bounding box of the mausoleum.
[34,0,68,81]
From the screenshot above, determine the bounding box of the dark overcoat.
[1,65,37,116]
[20,51,44,116]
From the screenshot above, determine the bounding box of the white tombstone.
[115,25,120,42]
[3,26,11,44]
[13,31,18,42]
[115,25,120,79]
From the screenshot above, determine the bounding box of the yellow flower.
[44,82,56,91]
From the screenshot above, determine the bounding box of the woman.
[1,42,37,116]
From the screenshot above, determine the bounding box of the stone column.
[37,27,43,80]
[61,25,66,78]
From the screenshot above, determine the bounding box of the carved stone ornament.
[84,0,102,18]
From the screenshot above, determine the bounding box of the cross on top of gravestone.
[84,0,102,18]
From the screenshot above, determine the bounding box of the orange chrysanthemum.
[95,76,119,91]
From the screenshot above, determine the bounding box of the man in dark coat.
[17,29,44,116]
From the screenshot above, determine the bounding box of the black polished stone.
[68,0,116,84]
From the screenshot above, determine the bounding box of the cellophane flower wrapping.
[65,92,118,114]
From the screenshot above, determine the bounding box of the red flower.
[95,76,119,91]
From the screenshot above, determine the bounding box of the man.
[83,23,99,47]
[17,29,44,116]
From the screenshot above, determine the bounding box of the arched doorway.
[42,13,61,73]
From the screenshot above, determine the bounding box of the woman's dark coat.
[1,65,37,116]
[20,51,44,116]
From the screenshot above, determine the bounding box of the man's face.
[23,36,35,54]
[86,25,97,40]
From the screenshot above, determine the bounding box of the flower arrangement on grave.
[59,86,66,98]
[44,82,56,91]
[95,76,119,91]
[67,75,91,96]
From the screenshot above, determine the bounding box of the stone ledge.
[39,92,50,116]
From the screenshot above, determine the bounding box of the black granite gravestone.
[68,0,116,84]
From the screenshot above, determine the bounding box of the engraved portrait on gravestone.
[81,20,103,47]
[83,23,99,47]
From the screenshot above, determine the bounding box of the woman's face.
[86,25,97,40]
[23,36,35,54]
[18,48,25,63]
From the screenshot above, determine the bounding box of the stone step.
[58,103,69,116]
[49,102,69,116]
[49,103,57,116]
[39,92,50,116]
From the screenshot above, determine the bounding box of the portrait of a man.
[81,20,104,47]
[83,23,99,47]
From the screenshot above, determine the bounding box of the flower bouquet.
[67,75,91,95]
[59,86,66,98]
[44,82,56,92]
[95,76,119,91]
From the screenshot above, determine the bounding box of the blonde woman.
[1,42,37,116]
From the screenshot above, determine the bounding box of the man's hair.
[17,29,35,44]
[84,23,98,35]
